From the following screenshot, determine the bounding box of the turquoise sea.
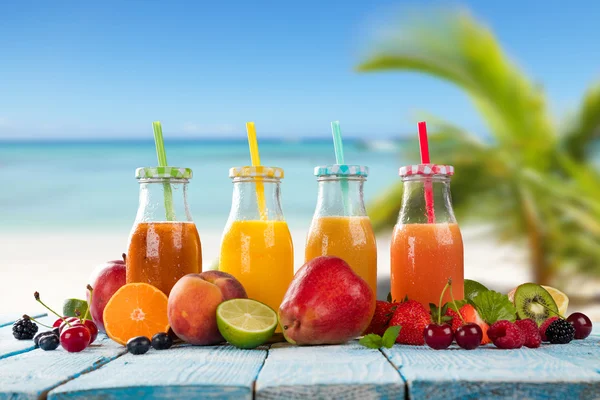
[0,139,402,234]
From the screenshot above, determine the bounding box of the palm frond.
[561,83,600,162]
[357,9,555,167]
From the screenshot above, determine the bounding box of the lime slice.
[63,298,90,320]
[216,299,277,349]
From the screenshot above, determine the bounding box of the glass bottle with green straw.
[125,121,202,296]
[305,121,378,297]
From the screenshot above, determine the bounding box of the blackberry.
[546,319,575,344]
[13,317,39,340]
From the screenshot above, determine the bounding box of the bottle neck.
[227,177,285,221]
[398,176,457,224]
[313,176,367,217]
[135,178,193,223]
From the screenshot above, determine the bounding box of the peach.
[168,271,247,345]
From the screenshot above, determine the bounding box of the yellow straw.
[246,122,267,220]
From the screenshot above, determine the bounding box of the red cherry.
[53,318,65,328]
[455,323,483,350]
[59,317,83,333]
[60,325,91,352]
[567,312,593,339]
[423,323,454,350]
[83,320,99,344]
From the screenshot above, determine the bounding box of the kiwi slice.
[514,283,559,326]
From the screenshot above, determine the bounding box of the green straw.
[331,121,350,215]
[152,121,175,221]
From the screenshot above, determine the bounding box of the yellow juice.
[305,216,377,296]
[219,220,294,313]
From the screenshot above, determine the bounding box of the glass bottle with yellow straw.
[219,122,294,318]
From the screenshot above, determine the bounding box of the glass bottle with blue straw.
[305,121,379,298]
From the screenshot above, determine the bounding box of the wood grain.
[0,316,54,360]
[49,344,267,400]
[0,334,126,400]
[383,342,600,400]
[255,341,404,400]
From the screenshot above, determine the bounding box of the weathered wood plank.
[49,345,267,400]
[540,336,600,373]
[0,316,54,360]
[0,313,47,327]
[382,344,600,400]
[0,334,126,400]
[255,341,404,400]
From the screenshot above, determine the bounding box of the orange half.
[103,283,170,345]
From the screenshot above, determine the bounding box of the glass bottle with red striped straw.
[390,122,464,307]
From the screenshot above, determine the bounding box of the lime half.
[216,299,277,349]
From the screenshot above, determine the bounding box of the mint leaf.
[471,290,517,324]
[381,326,401,348]
[359,334,383,349]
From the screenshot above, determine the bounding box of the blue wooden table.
[1,314,599,399]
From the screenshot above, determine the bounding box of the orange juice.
[127,221,202,296]
[305,216,377,295]
[391,223,463,306]
[219,220,294,312]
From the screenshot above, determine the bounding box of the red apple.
[87,254,126,333]
[168,271,247,345]
[279,256,375,345]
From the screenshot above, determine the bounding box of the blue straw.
[331,121,350,215]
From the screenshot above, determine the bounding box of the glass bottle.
[390,164,463,306]
[305,165,377,296]
[219,166,294,313]
[127,167,202,296]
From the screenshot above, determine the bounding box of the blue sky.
[1,0,599,139]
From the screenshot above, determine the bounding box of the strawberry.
[445,308,462,332]
[363,301,398,336]
[389,300,430,345]
[459,304,491,344]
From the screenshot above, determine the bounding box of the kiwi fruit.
[513,283,559,326]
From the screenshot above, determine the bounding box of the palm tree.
[357,9,600,287]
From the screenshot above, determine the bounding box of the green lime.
[216,299,278,349]
[63,298,90,320]
[464,279,489,301]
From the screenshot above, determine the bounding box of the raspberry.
[515,319,542,348]
[545,319,575,344]
[488,320,525,349]
[539,316,559,342]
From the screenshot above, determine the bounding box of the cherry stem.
[437,279,451,325]
[122,253,127,263]
[448,282,467,324]
[23,314,53,329]
[533,301,564,318]
[82,285,93,322]
[34,292,63,321]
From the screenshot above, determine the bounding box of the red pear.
[279,256,375,345]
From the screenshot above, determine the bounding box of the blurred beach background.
[1,1,599,318]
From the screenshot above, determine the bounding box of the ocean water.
[0,139,402,234]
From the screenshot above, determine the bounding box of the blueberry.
[151,332,173,350]
[39,334,60,351]
[34,331,55,347]
[127,336,151,355]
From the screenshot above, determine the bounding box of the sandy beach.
[3,224,598,320]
